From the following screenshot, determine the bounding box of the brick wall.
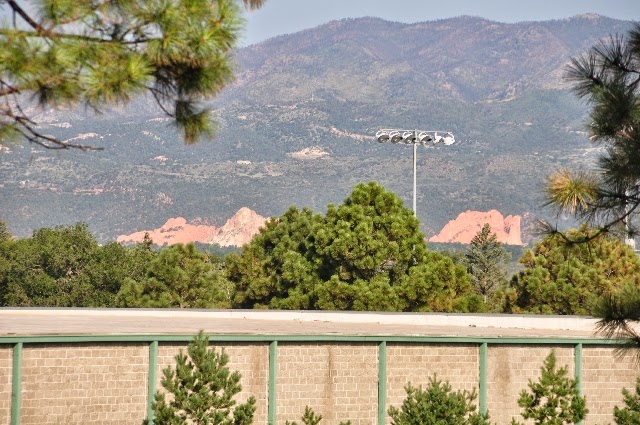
[157,342,269,424]
[582,346,640,425]
[486,345,575,425]
[3,339,639,425]
[20,343,148,425]
[275,342,378,425]
[386,342,480,422]
[0,347,12,424]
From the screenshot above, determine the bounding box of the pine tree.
[613,378,640,425]
[227,182,476,312]
[146,331,256,425]
[501,225,640,315]
[387,375,490,425]
[464,224,510,302]
[0,220,12,242]
[116,243,232,308]
[285,406,351,425]
[0,0,264,150]
[511,351,587,425]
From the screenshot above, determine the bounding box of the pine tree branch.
[5,0,48,35]
[0,27,156,44]
[1,104,103,150]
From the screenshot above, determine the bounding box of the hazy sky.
[241,0,639,46]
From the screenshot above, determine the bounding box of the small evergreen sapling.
[511,351,587,425]
[285,406,351,425]
[146,331,256,425]
[613,378,640,424]
[387,375,491,425]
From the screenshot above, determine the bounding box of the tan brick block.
[20,343,148,425]
[582,346,640,425]
[276,343,377,425]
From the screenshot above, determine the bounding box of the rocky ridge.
[116,207,267,247]
[117,208,523,247]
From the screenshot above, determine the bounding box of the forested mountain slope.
[0,14,634,242]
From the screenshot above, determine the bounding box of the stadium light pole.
[375,129,455,217]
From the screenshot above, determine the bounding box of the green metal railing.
[3,334,619,425]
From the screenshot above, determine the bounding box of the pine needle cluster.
[0,0,263,149]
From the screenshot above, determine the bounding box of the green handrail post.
[11,342,23,425]
[268,340,277,425]
[479,342,487,415]
[378,340,387,425]
[147,340,159,424]
[575,343,583,425]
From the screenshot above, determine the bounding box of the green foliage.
[116,243,232,308]
[285,406,351,425]
[511,351,587,425]
[464,224,510,302]
[613,378,640,425]
[146,331,256,425]
[0,223,153,306]
[227,206,322,309]
[0,220,12,242]
[0,0,263,149]
[387,376,490,425]
[501,225,640,315]
[227,182,475,312]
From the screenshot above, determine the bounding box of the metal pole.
[268,340,278,425]
[413,130,417,217]
[147,340,158,424]
[378,341,387,425]
[575,343,583,425]
[479,342,487,415]
[11,342,22,425]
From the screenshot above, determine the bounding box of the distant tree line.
[1,181,638,314]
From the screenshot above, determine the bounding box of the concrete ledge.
[0,308,604,338]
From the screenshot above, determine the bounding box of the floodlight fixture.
[376,130,390,143]
[402,131,416,144]
[443,133,455,145]
[417,132,433,144]
[389,131,403,143]
[373,128,455,217]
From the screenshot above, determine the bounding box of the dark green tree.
[227,182,476,312]
[511,351,587,425]
[0,220,12,242]
[387,376,490,425]
[116,243,232,308]
[0,223,158,306]
[227,206,322,309]
[464,224,510,302]
[146,331,256,425]
[613,378,640,425]
[285,406,351,425]
[501,225,640,315]
[0,0,264,149]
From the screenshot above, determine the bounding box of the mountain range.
[0,14,636,243]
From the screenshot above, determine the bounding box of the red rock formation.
[429,210,523,245]
[210,207,268,247]
[116,208,267,247]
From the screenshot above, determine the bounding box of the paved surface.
[0,308,605,339]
